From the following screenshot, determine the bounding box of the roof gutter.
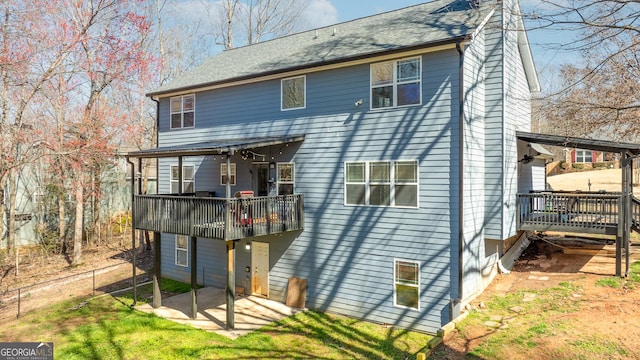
[454,40,465,319]
[146,37,469,98]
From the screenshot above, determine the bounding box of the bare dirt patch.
[436,236,640,359]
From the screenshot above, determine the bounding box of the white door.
[251,242,269,297]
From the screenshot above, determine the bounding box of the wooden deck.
[517,191,640,235]
[133,194,304,240]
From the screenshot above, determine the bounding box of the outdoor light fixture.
[519,154,534,164]
[245,242,251,251]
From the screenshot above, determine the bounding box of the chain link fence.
[0,262,150,322]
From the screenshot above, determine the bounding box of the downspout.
[127,156,137,306]
[454,40,466,318]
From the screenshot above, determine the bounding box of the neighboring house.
[129,0,540,334]
[564,148,618,169]
[1,153,146,250]
[3,164,39,248]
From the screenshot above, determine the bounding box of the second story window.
[170,165,194,193]
[281,76,305,110]
[371,57,421,109]
[170,94,195,129]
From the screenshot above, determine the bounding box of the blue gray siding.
[156,6,534,331]
[484,0,533,241]
[502,0,532,238]
[160,233,228,286]
[462,28,486,300]
[158,49,461,333]
[483,5,506,241]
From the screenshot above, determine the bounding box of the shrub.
[572,163,585,170]
[593,162,611,169]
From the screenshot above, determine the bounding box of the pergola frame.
[517,131,640,277]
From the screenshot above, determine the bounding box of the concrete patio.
[136,287,303,339]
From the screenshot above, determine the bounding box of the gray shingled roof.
[149,0,495,96]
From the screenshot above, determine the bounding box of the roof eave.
[517,131,640,156]
[146,36,471,98]
[125,134,306,159]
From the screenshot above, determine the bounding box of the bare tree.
[203,0,306,49]
[526,1,640,141]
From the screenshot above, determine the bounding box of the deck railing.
[517,191,622,235]
[133,194,304,240]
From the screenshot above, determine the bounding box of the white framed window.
[170,94,195,129]
[394,259,420,310]
[170,165,195,193]
[220,163,236,186]
[576,149,593,163]
[371,57,421,109]
[32,190,46,204]
[175,235,188,267]
[281,76,306,110]
[277,163,295,195]
[345,160,418,207]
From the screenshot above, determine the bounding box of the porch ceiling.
[126,134,305,159]
[517,131,640,156]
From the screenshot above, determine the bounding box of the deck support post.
[153,231,161,308]
[190,236,198,318]
[128,157,138,306]
[622,154,632,277]
[617,154,632,277]
[226,240,236,329]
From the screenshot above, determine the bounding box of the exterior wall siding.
[483,5,506,241]
[502,0,533,238]
[160,233,229,286]
[483,0,532,241]
[157,49,461,334]
[518,159,546,193]
[462,28,486,300]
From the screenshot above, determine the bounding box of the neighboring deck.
[133,194,304,240]
[517,191,640,235]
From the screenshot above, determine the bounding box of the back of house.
[134,0,539,334]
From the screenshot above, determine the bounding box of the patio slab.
[136,287,303,339]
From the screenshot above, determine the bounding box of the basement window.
[175,235,188,267]
[394,259,420,310]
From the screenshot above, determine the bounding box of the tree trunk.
[8,170,16,247]
[8,169,17,274]
[72,183,83,266]
[0,173,7,251]
[91,170,100,246]
[58,190,66,254]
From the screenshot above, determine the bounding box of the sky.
[301,0,582,86]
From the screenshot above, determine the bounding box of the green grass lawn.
[0,280,432,359]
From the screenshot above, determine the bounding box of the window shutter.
[571,149,576,163]
[592,150,597,162]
